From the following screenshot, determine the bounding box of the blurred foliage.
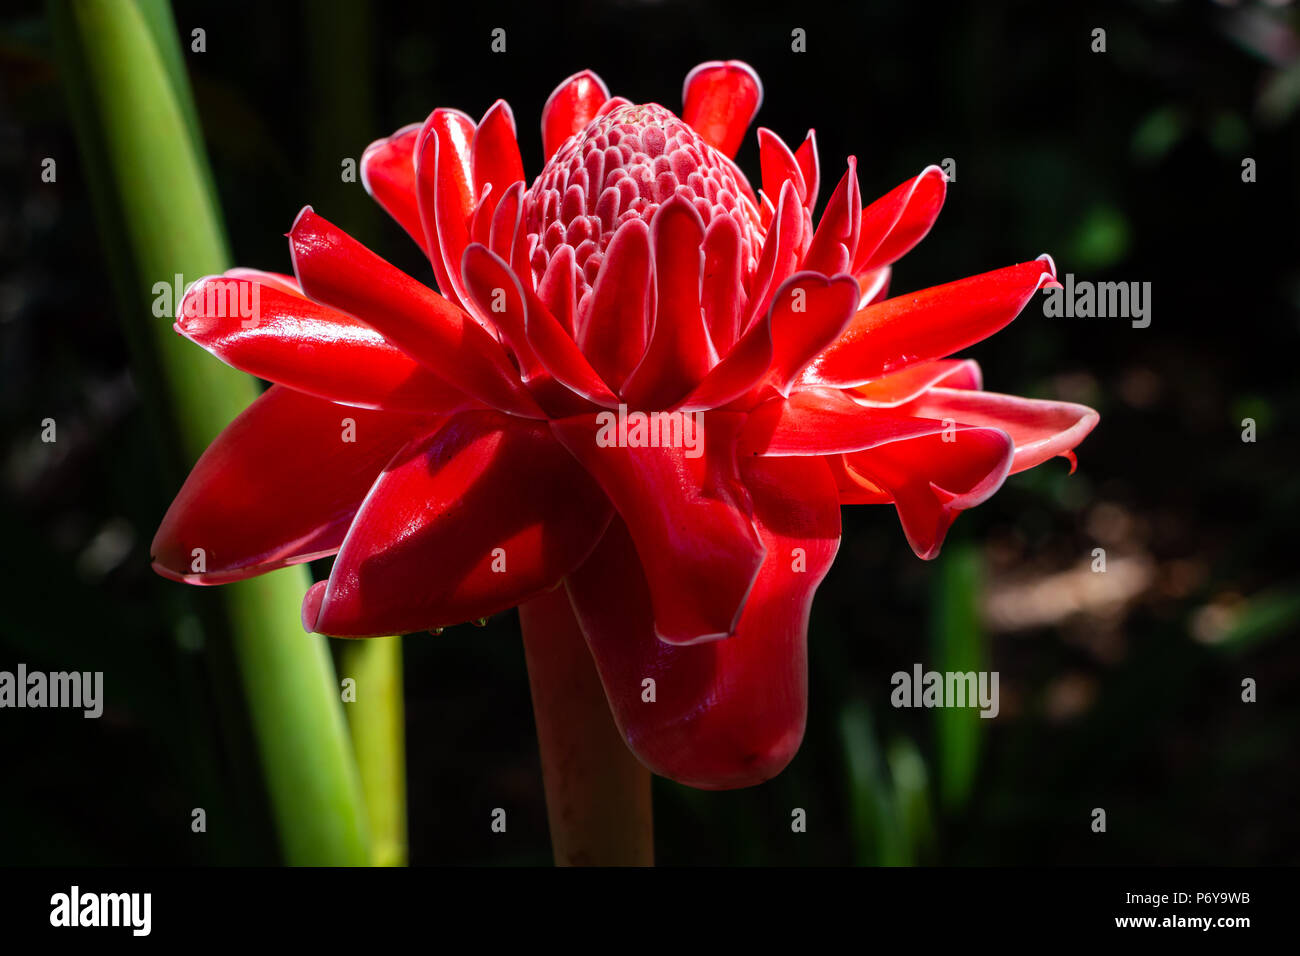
[1,0,1297,865]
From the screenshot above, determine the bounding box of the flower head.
[154,61,1097,789]
[525,100,765,294]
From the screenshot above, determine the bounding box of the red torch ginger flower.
[153,62,1097,789]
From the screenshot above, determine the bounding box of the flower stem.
[50,0,369,865]
[340,637,408,866]
[519,588,654,866]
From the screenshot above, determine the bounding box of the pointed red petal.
[622,196,711,409]
[152,386,436,584]
[551,411,764,644]
[740,386,970,456]
[414,108,477,313]
[360,123,427,254]
[757,128,808,206]
[793,130,820,210]
[854,165,947,274]
[461,244,616,413]
[757,189,775,232]
[765,273,860,395]
[469,182,495,247]
[802,158,861,276]
[744,179,806,330]
[541,69,610,159]
[576,218,653,394]
[289,207,541,417]
[681,60,763,158]
[176,273,475,414]
[487,178,521,259]
[537,243,578,337]
[846,359,983,407]
[845,426,1014,559]
[856,265,891,307]
[675,313,773,412]
[519,277,620,409]
[679,273,855,411]
[458,243,545,379]
[472,100,525,221]
[804,257,1058,388]
[567,454,840,789]
[892,387,1099,474]
[700,215,746,355]
[306,412,612,636]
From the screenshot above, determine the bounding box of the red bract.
[153,62,1097,789]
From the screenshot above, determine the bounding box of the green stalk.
[929,538,986,813]
[340,638,408,866]
[50,0,369,865]
[133,0,224,221]
[303,0,406,867]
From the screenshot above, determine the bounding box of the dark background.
[1,0,1297,864]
